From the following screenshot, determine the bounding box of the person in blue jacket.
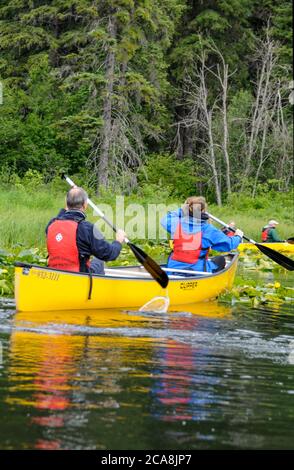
[161,196,243,273]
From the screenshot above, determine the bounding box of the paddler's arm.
[160,208,182,236]
[203,225,243,252]
[270,228,284,242]
[78,221,123,261]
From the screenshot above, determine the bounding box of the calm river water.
[0,272,293,450]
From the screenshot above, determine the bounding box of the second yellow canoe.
[238,242,294,253]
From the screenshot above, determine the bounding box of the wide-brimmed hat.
[268,220,279,225]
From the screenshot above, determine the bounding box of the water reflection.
[8,332,81,449]
[152,314,222,424]
[0,300,293,449]
[4,304,231,448]
[5,309,151,449]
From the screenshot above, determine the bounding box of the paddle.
[62,175,169,288]
[206,212,294,271]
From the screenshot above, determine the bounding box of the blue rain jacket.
[161,208,241,273]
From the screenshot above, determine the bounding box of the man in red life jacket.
[261,220,284,243]
[46,187,126,273]
[222,221,236,237]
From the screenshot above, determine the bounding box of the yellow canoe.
[14,254,238,312]
[238,242,294,253]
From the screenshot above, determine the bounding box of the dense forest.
[0,0,293,204]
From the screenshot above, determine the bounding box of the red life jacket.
[47,219,88,272]
[223,228,235,237]
[171,222,208,264]
[261,226,271,242]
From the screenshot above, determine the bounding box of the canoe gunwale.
[14,253,238,282]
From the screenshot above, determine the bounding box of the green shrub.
[21,169,45,191]
[138,154,201,200]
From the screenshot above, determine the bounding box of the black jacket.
[46,209,122,267]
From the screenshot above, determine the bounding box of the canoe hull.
[238,242,294,253]
[14,254,238,312]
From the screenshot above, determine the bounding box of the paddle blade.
[139,296,170,313]
[127,242,169,288]
[255,243,294,271]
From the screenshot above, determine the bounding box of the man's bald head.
[66,187,88,211]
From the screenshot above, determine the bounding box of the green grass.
[208,208,293,242]
[0,188,64,248]
[209,194,294,242]
[0,186,293,249]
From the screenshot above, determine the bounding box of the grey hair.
[66,187,88,210]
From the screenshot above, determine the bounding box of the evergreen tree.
[0,0,292,200]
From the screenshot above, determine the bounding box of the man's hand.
[235,229,244,238]
[116,229,127,244]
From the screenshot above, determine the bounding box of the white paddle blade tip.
[139,296,170,313]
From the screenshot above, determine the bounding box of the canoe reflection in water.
[151,303,231,423]
[6,308,155,449]
[6,303,231,448]
[8,331,82,450]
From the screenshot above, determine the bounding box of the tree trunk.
[208,111,222,206]
[252,115,269,197]
[183,126,194,157]
[174,123,184,159]
[221,63,231,195]
[276,89,292,191]
[97,16,117,191]
[201,66,222,206]
[241,33,276,191]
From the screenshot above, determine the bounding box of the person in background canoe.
[46,187,126,274]
[261,220,284,243]
[161,196,243,273]
[222,221,236,237]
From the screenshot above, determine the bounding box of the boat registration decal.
[180,281,198,290]
[31,270,60,282]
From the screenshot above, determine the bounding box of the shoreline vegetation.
[0,174,293,304]
[0,175,293,249]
